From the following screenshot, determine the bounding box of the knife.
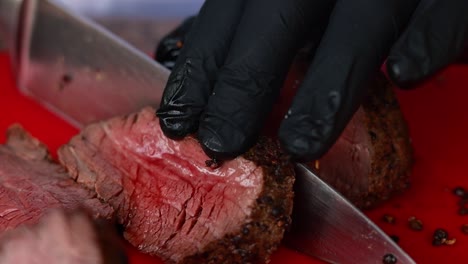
[0,1,416,263]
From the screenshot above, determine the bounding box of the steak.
[58,107,295,264]
[0,125,114,231]
[0,208,127,264]
[310,74,413,209]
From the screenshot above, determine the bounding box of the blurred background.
[55,0,204,53]
[0,0,205,55]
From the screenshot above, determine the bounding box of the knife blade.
[285,164,415,264]
[3,0,170,128]
[0,1,416,263]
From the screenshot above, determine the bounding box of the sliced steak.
[0,208,127,264]
[0,125,114,232]
[58,107,295,264]
[311,74,413,209]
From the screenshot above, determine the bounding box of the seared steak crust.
[183,138,294,264]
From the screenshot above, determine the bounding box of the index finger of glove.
[156,0,246,139]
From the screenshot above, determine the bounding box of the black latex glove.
[156,0,468,161]
[154,17,197,70]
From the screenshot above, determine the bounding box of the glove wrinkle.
[157,57,211,138]
[199,68,277,160]
[156,0,247,140]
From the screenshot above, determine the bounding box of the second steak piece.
[311,74,414,209]
[58,107,295,264]
[0,125,114,232]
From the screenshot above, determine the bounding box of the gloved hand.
[156,0,468,161]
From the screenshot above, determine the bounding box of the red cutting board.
[1,51,467,263]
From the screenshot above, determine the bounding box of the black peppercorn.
[433,228,448,240]
[383,253,397,264]
[271,207,283,217]
[382,214,396,224]
[408,217,423,231]
[453,187,466,197]
[432,228,457,246]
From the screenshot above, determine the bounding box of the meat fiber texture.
[58,107,295,264]
[0,208,128,264]
[311,73,414,209]
[0,125,114,232]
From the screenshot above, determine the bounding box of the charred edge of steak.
[182,138,295,264]
[360,74,414,208]
[356,73,413,209]
[5,124,52,161]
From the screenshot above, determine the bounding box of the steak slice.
[58,107,295,264]
[311,74,413,209]
[0,208,127,264]
[0,125,114,232]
